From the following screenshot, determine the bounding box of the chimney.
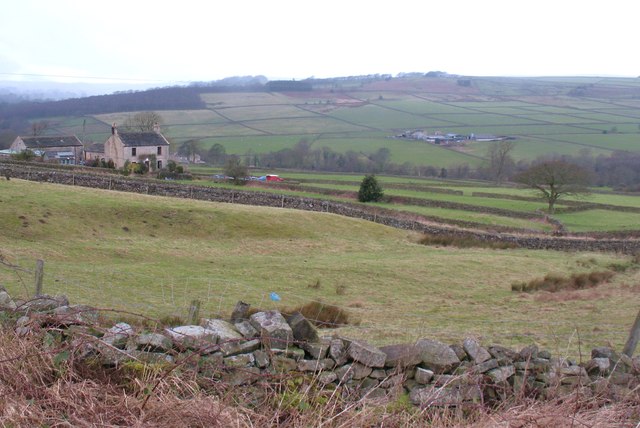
[153,122,160,133]
[111,123,117,136]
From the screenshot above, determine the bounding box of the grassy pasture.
[186,170,640,232]
[1,179,638,358]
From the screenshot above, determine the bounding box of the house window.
[157,160,162,169]
[157,146,162,155]
[131,147,137,156]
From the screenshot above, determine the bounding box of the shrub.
[357,174,384,202]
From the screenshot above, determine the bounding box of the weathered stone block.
[219,338,260,357]
[287,312,319,343]
[415,338,460,373]
[472,358,498,374]
[487,365,515,383]
[133,333,173,353]
[230,301,251,323]
[224,353,255,368]
[410,385,462,407]
[22,294,69,313]
[272,346,305,361]
[297,358,334,372]
[234,320,258,338]
[253,349,270,368]
[165,325,217,350]
[370,369,387,379]
[352,362,373,380]
[0,289,16,310]
[586,357,610,376]
[346,339,386,368]
[379,343,421,368]
[488,345,518,362]
[52,305,99,326]
[249,311,293,348]
[318,371,338,384]
[272,355,297,372]
[202,319,243,342]
[335,364,355,383]
[519,345,539,361]
[415,367,434,385]
[463,338,491,364]
[450,343,467,361]
[102,322,133,349]
[301,338,331,359]
[329,338,348,365]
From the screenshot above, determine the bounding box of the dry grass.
[419,233,518,249]
[511,270,615,293]
[283,301,352,328]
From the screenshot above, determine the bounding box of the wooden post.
[34,259,44,296]
[622,308,640,357]
[188,299,201,325]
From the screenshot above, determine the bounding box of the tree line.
[184,138,640,192]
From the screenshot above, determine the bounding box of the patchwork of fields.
[42,76,640,168]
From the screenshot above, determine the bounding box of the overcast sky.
[1,0,638,85]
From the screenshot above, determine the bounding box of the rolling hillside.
[1,178,638,356]
[27,75,640,169]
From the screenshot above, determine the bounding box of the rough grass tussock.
[511,270,615,293]
[419,233,518,249]
[283,301,351,328]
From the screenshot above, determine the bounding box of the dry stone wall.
[2,162,640,253]
[1,289,639,407]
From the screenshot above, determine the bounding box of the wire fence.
[0,256,634,359]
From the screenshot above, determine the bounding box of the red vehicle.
[265,174,283,182]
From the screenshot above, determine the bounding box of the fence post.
[188,299,201,325]
[34,259,44,296]
[622,309,640,357]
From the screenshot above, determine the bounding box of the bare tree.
[487,140,515,183]
[31,120,49,136]
[515,160,592,213]
[124,112,163,132]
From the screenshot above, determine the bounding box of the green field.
[2,178,639,358]
[38,76,640,169]
[182,168,640,233]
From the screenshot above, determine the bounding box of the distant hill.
[4,74,640,171]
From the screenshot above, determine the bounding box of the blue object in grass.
[270,292,281,302]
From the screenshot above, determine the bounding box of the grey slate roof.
[20,136,83,148]
[118,132,169,147]
[85,142,105,152]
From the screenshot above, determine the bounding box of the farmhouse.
[103,124,170,170]
[10,135,84,164]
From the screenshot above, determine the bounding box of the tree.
[515,160,592,213]
[31,120,49,136]
[224,156,248,185]
[207,143,227,165]
[124,111,163,132]
[486,140,515,183]
[358,174,384,202]
[179,139,201,163]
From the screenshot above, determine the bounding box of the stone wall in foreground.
[1,289,638,407]
[2,162,640,253]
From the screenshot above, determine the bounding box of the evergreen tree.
[358,174,384,202]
